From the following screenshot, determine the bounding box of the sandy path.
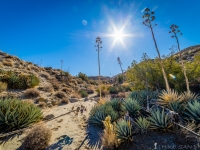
[0,100,97,150]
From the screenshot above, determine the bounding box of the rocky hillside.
[0,51,97,108]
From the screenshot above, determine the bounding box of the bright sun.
[114,30,123,41]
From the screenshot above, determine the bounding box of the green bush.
[0,69,39,89]
[78,72,89,83]
[89,103,118,128]
[0,98,43,133]
[78,90,88,98]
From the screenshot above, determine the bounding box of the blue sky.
[0,0,199,76]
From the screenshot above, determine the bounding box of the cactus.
[0,98,43,132]
[122,98,141,118]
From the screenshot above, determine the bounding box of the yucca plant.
[135,117,150,133]
[184,101,200,123]
[0,98,43,133]
[156,89,182,107]
[89,103,118,128]
[115,119,133,146]
[122,98,141,118]
[148,108,172,132]
[181,91,200,103]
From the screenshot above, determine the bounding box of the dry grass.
[54,91,66,99]
[117,92,125,98]
[61,97,70,104]
[22,124,52,150]
[98,98,107,105]
[2,59,14,67]
[38,85,53,92]
[86,86,95,94]
[51,100,60,106]
[50,78,60,90]
[24,88,40,98]
[38,102,47,108]
[61,87,72,94]
[71,91,81,99]
[0,81,7,92]
[31,65,40,72]
[39,72,51,80]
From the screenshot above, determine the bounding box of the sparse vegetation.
[24,88,40,98]
[0,81,7,92]
[22,124,51,150]
[54,91,66,99]
[0,98,42,132]
[78,89,88,98]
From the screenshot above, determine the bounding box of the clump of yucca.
[0,98,43,133]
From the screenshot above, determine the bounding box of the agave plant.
[115,119,133,145]
[168,100,184,114]
[89,103,118,128]
[184,101,200,123]
[122,98,141,118]
[109,98,122,112]
[148,108,172,131]
[135,117,150,133]
[0,98,43,132]
[181,91,200,102]
[156,89,182,107]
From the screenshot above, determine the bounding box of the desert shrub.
[22,124,51,150]
[38,85,53,92]
[117,75,123,84]
[86,86,94,94]
[38,102,47,108]
[78,90,88,98]
[115,119,133,146]
[51,100,60,106]
[0,98,42,132]
[148,108,172,132]
[89,103,118,128]
[71,91,81,99]
[39,72,51,80]
[61,97,69,104]
[97,84,109,97]
[109,86,119,94]
[31,65,40,72]
[2,59,14,67]
[54,91,66,99]
[24,88,40,98]
[50,78,60,90]
[0,70,39,89]
[78,72,89,83]
[61,87,72,94]
[0,81,7,92]
[101,116,116,149]
[122,98,141,118]
[118,92,125,98]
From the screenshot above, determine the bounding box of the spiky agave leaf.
[89,103,118,128]
[135,117,150,132]
[184,101,200,123]
[115,119,133,145]
[122,98,141,118]
[0,99,42,132]
[156,89,182,107]
[148,108,172,131]
[109,98,122,112]
[168,100,184,114]
[181,91,200,103]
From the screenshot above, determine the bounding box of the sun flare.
[113,30,123,41]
